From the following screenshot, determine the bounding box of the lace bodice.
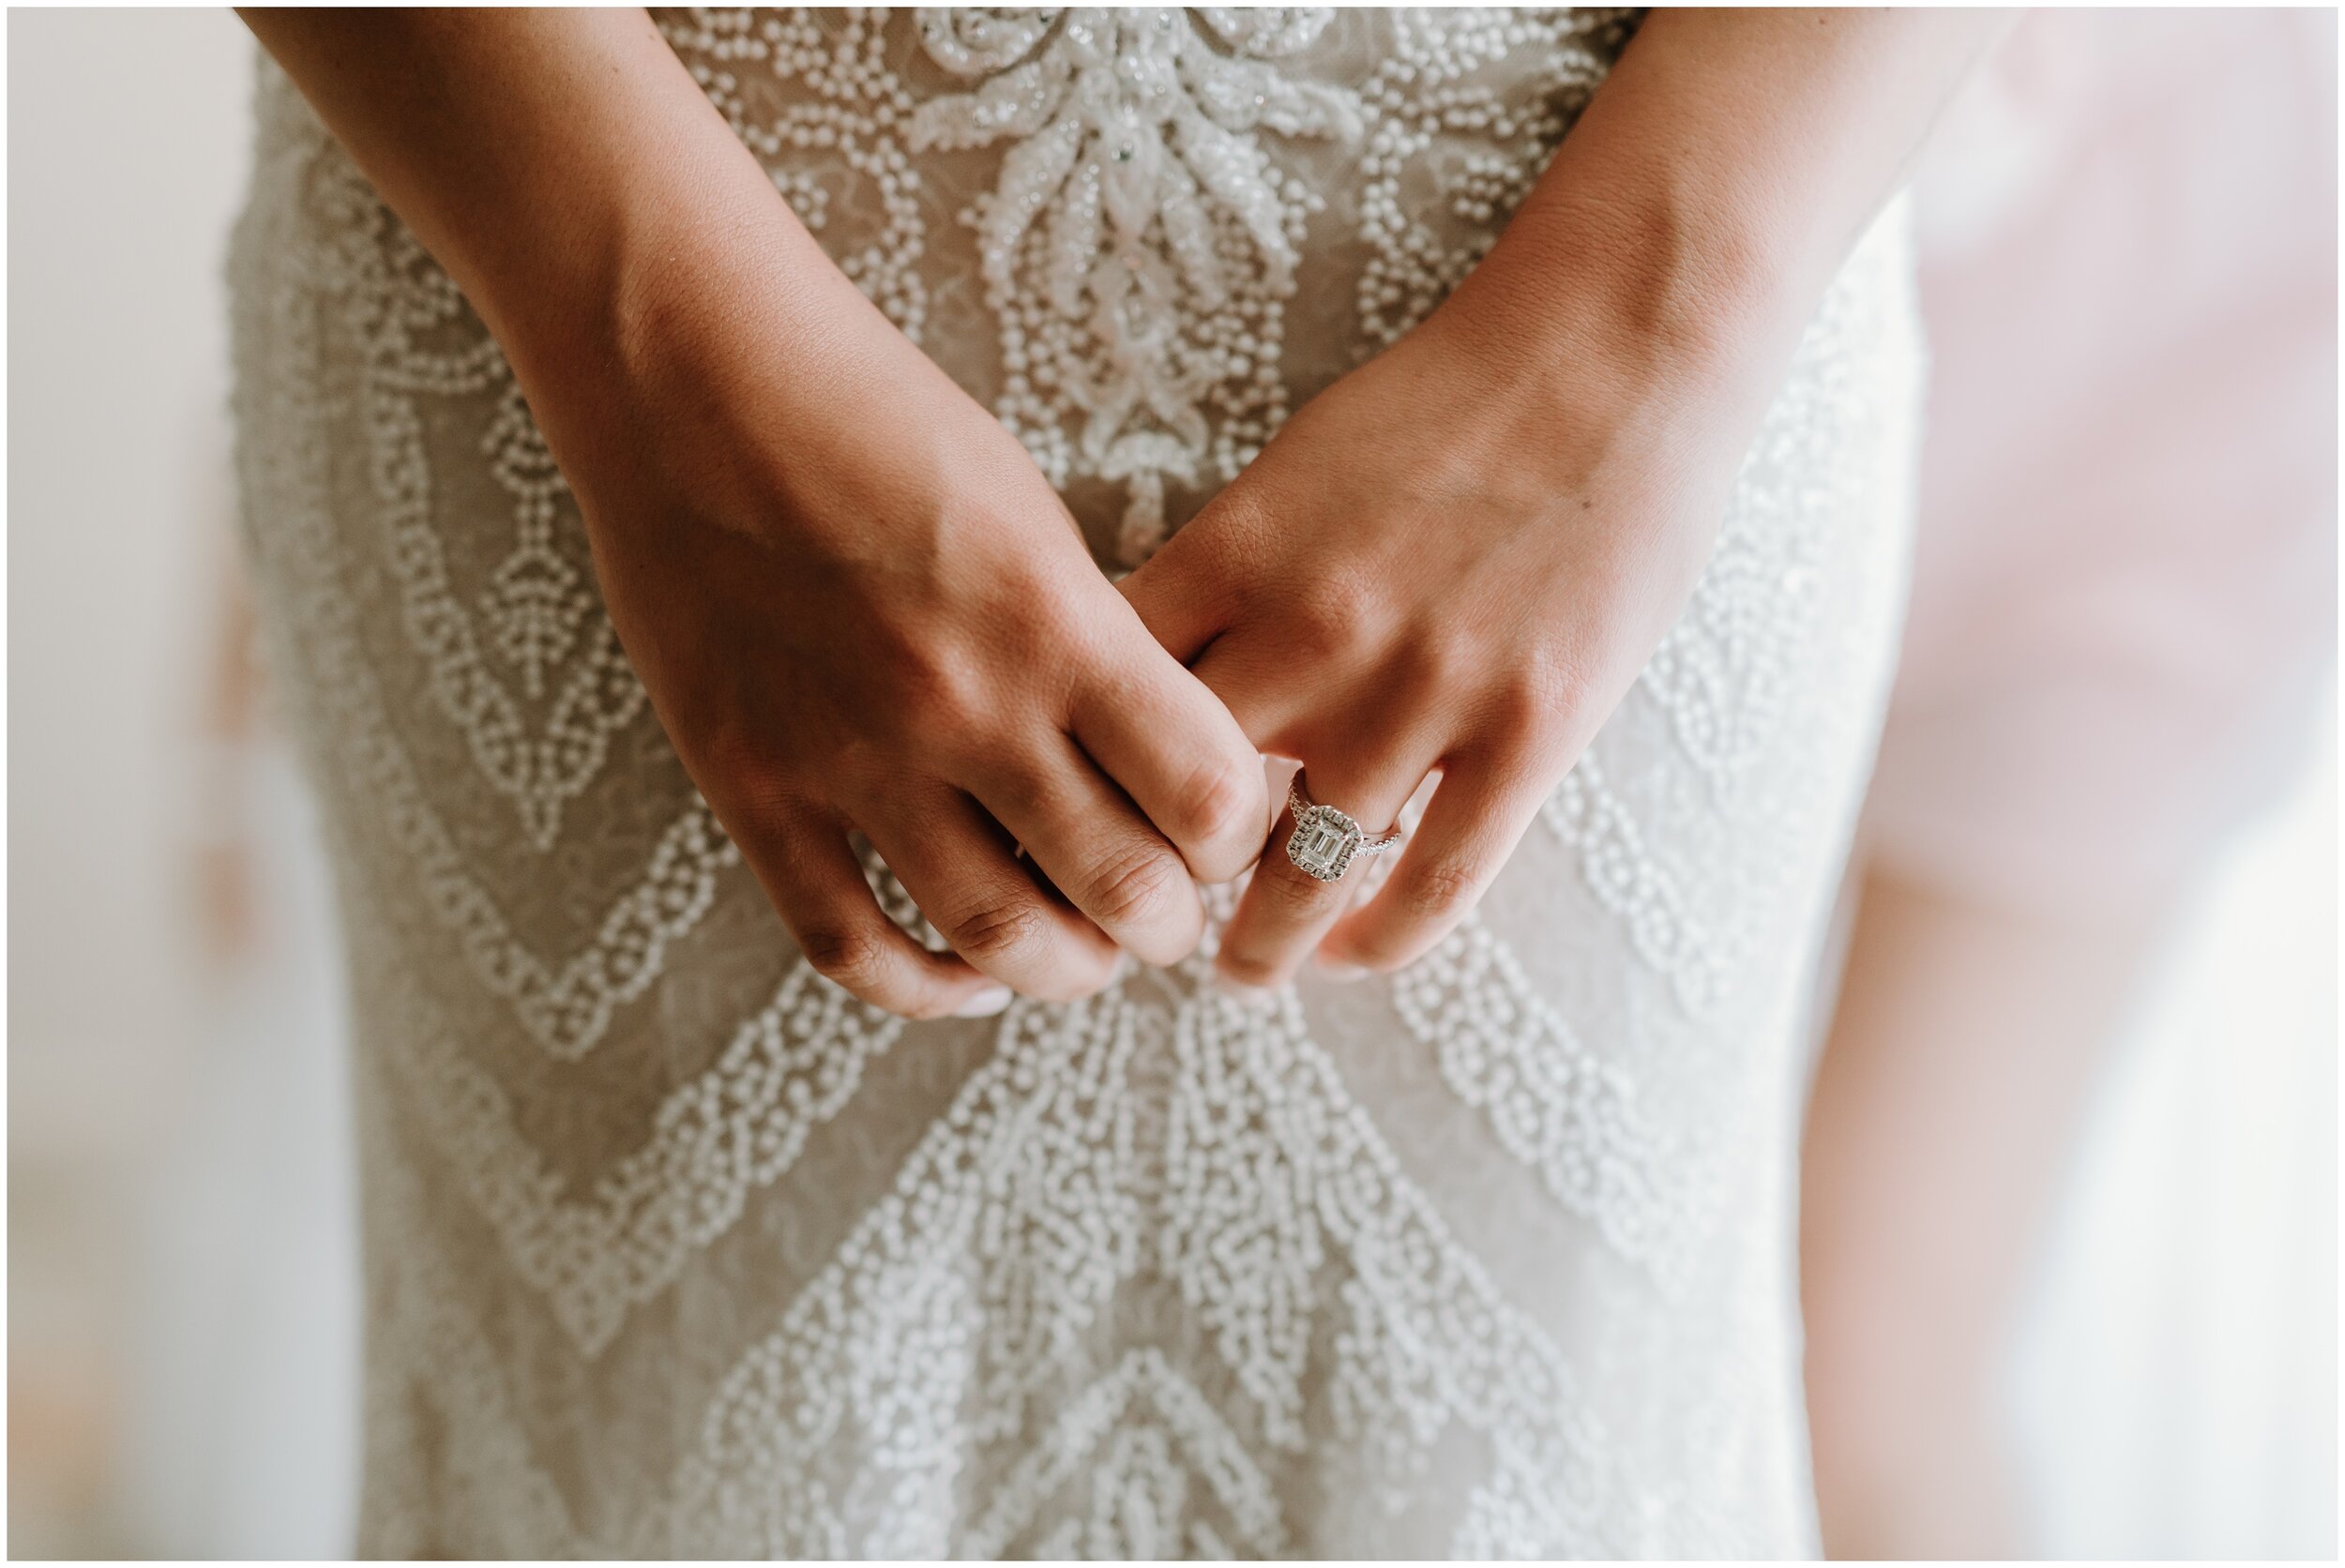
[227,9,1926,1557]
[659,7,1638,565]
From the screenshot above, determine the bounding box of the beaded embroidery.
[228,9,1927,1558]
[665,7,1631,564]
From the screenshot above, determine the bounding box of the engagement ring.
[1283,771,1404,882]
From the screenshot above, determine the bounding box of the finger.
[860,785,1122,1003]
[1115,517,1234,666]
[750,810,1009,1020]
[963,741,1206,969]
[1320,753,1552,972]
[1216,754,1430,991]
[1069,636,1267,884]
[1184,631,1299,749]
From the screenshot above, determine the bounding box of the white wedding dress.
[227,9,1924,1558]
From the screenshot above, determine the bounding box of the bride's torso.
[228,9,1925,1556]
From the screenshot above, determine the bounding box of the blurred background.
[7,8,2335,1560]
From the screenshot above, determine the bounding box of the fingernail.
[954,985,1014,1018]
[1313,958,1368,984]
[1218,975,1276,1005]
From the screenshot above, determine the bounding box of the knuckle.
[943,895,1050,965]
[700,726,798,814]
[1505,649,1589,739]
[1401,859,1487,919]
[889,612,1071,748]
[890,659,994,756]
[1481,687,1561,758]
[1399,626,1480,695]
[1172,755,1259,855]
[1081,843,1187,928]
[796,923,896,996]
[1003,751,1072,815]
[1351,863,1486,967]
[1258,859,1339,918]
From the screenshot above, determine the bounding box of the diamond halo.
[1282,773,1403,883]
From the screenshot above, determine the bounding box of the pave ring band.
[1283,771,1404,883]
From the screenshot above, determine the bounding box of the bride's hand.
[243,9,1272,1021]
[579,274,1272,1018]
[1119,269,1758,989]
[520,216,1268,1020]
[243,8,1995,1010]
[1108,8,2004,991]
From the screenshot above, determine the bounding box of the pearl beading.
[660,7,1635,566]
[227,13,1931,1557]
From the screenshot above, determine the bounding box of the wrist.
[511,174,1037,575]
[1424,169,1799,435]
[488,137,922,504]
[480,114,793,401]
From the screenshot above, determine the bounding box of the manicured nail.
[1218,975,1275,1005]
[1313,957,1368,984]
[954,985,1014,1018]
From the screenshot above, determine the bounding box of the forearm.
[248,14,723,345]
[239,9,962,535]
[1438,8,2008,403]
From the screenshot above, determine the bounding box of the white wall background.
[2007,712,2337,1558]
[5,8,2333,1560]
[9,8,250,1070]
[6,11,359,1558]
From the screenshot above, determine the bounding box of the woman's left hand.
[1125,0,2012,989]
[1118,281,1762,989]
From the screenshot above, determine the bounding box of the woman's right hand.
[241,9,1266,1018]
[520,224,1267,1019]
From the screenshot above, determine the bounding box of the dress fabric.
[226,9,1924,1558]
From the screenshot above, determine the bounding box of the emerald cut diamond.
[1286,803,1363,882]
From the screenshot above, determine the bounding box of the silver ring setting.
[1283,772,1404,883]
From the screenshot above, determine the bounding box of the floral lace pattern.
[1390,913,1714,1285]
[387,965,905,1354]
[666,7,1631,564]
[355,212,650,852]
[229,9,1925,1558]
[651,985,1626,1556]
[1541,753,1737,1016]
